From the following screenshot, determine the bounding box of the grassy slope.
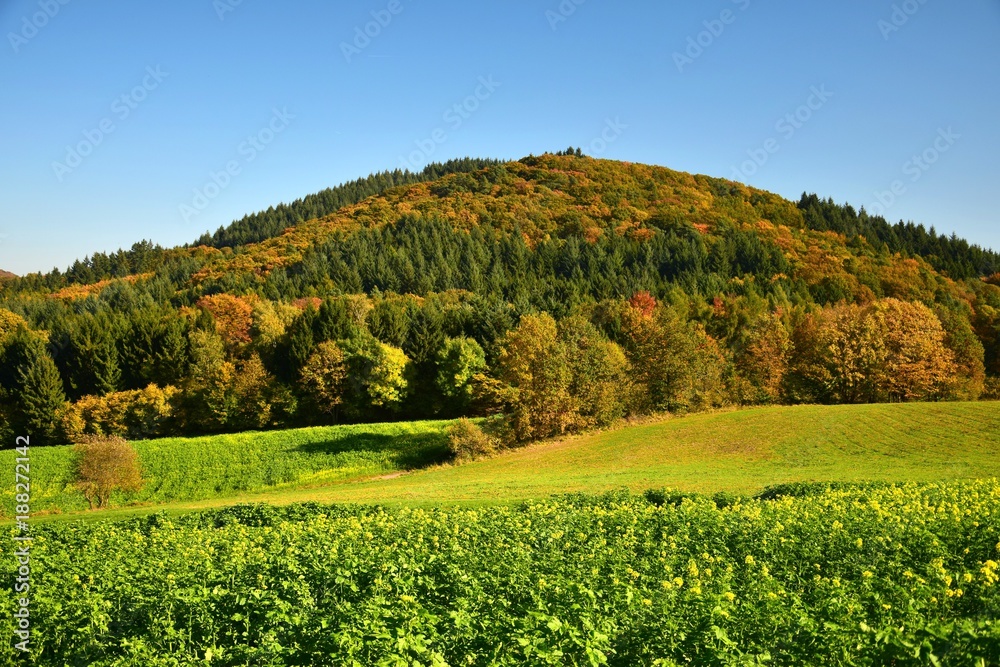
[9,402,1000,524]
[0,420,451,517]
[264,401,1000,505]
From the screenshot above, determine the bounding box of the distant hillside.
[1,153,997,445]
[0,270,14,280]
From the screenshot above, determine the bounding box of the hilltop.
[3,153,998,297]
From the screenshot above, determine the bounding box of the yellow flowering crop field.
[4,480,999,665]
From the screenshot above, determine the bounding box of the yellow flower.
[745,555,755,565]
[723,592,736,602]
[980,560,999,586]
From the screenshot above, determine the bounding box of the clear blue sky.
[2,0,998,275]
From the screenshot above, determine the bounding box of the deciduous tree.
[435,337,486,412]
[299,341,348,420]
[497,313,575,441]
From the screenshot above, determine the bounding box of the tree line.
[797,194,1000,280]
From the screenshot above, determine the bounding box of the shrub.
[983,377,1000,401]
[447,418,496,462]
[74,436,144,509]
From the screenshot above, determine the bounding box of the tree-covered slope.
[192,157,503,249]
[174,154,998,298]
[1,153,998,445]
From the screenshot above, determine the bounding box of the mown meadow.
[3,481,998,665]
[4,402,1000,523]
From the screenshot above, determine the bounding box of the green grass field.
[6,402,1000,665]
[0,420,452,518]
[329,401,1000,504]
[7,402,1000,523]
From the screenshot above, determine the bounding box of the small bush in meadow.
[447,418,496,462]
[74,435,144,509]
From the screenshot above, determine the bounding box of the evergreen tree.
[16,338,67,444]
[60,316,122,399]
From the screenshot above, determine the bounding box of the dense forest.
[1,153,998,445]
[3,158,501,293]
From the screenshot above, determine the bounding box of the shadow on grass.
[293,431,451,469]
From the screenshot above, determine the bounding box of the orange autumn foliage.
[197,294,255,348]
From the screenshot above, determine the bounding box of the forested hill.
[179,152,998,296]
[3,153,997,296]
[1,153,999,445]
